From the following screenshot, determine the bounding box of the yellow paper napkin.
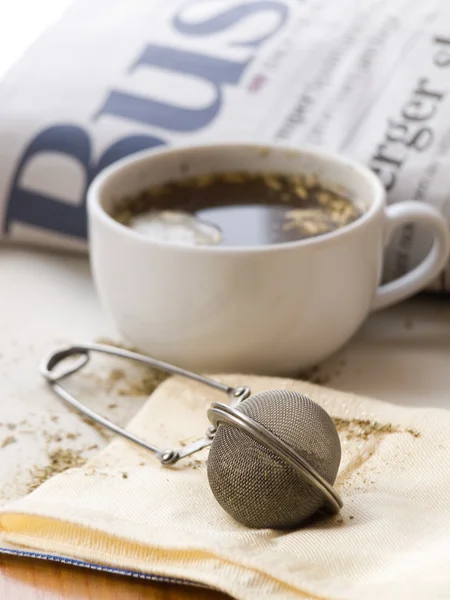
[0,375,449,600]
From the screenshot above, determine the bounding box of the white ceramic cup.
[87,143,450,376]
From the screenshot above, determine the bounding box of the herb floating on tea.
[111,171,362,247]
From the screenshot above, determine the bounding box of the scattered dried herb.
[95,338,168,396]
[406,428,420,438]
[117,372,166,397]
[81,416,112,440]
[44,431,63,444]
[27,449,86,493]
[1,436,16,448]
[108,368,125,383]
[302,365,331,385]
[332,417,419,440]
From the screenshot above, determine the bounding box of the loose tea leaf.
[332,417,420,441]
[1,436,16,448]
[27,449,86,493]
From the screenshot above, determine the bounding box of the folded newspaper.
[1,0,450,291]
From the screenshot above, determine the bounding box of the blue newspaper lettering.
[4,126,164,237]
[173,0,288,48]
[5,0,289,239]
[96,47,250,131]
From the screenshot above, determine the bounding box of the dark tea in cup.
[111,171,362,247]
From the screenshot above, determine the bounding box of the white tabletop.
[0,246,449,505]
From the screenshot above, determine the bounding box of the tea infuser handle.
[40,343,251,464]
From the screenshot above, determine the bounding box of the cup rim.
[87,141,386,255]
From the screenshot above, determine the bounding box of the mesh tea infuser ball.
[207,390,342,529]
[41,343,343,531]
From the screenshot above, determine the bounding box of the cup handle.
[371,201,450,312]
